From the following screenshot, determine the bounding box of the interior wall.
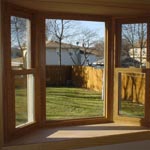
[4,0,150,16]
[0,0,3,148]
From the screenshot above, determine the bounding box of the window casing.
[114,19,150,125]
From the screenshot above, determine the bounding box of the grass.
[15,88,28,126]
[15,87,145,125]
[119,100,144,117]
[46,87,104,120]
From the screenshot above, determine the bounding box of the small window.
[11,16,31,70]
[11,16,35,128]
[45,19,106,120]
[118,72,145,118]
[121,23,147,68]
[15,74,35,127]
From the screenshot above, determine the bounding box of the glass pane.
[118,72,145,118]
[121,23,147,68]
[15,74,34,127]
[11,16,31,70]
[45,19,105,120]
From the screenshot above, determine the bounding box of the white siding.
[81,54,99,65]
[46,48,80,65]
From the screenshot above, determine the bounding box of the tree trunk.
[59,39,62,66]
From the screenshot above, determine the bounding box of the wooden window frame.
[2,2,150,148]
[3,3,114,143]
[3,4,40,142]
[42,14,113,127]
[114,18,150,126]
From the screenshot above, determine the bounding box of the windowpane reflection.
[118,72,145,118]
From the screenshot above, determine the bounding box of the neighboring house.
[11,47,22,58]
[46,41,81,65]
[121,49,143,67]
[121,57,142,68]
[11,47,28,68]
[121,49,130,61]
[80,47,103,66]
[11,41,104,67]
[46,41,103,66]
[129,47,147,66]
[11,57,23,69]
[11,48,23,68]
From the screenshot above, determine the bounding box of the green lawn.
[15,88,28,126]
[15,87,145,126]
[119,100,144,117]
[46,87,104,120]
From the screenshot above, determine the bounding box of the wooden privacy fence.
[71,66,103,92]
[46,65,72,86]
[46,65,104,92]
[46,65,145,104]
[14,66,145,104]
[121,73,145,104]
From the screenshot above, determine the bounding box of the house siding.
[46,48,80,65]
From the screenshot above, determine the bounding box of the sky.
[67,20,105,46]
[46,19,105,45]
[77,20,105,38]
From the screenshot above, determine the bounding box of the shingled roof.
[46,41,103,57]
[46,41,78,49]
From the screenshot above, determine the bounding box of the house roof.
[11,57,23,67]
[80,48,103,56]
[46,41,78,49]
[46,41,103,56]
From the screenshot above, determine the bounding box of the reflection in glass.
[118,72,145,118]
[15,74,34,127]
[11,16,31,70]
[121,23,147,68]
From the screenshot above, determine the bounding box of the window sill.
[4,123,150,149]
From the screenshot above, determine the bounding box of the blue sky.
[78,21,105,38]
[46,19,105,44]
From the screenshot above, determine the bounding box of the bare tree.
[67,42,81,65]
[11,16,28,68]
[94,39,104,56]
[46,19,77,66]
[46,20,103,66]
[79,28,99,65]
[68,28,103,66]
[137,24,147,64]
[67,28,100,66]
[122,23,147,67]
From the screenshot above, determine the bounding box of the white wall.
[46,48,80,65]
[46,48,100,66]
[81,54,99,66]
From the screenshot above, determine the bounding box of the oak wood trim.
[42,11,111,21]
[4,130,150,149]
[2,3,39,143]
[0,0,4,147]
[7,0,150,11]
[4,1,150,146]
[147,23,150,68]
[3,2,14,142]
[113,68,147,126]
[6,2,112,21]
[104,19,115,121]
[113,17,150,126]
[12,69,36,75]
[144,69,150,125]
[43,10,112,125]
[115,68,147,73]
[45,117,111,128]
